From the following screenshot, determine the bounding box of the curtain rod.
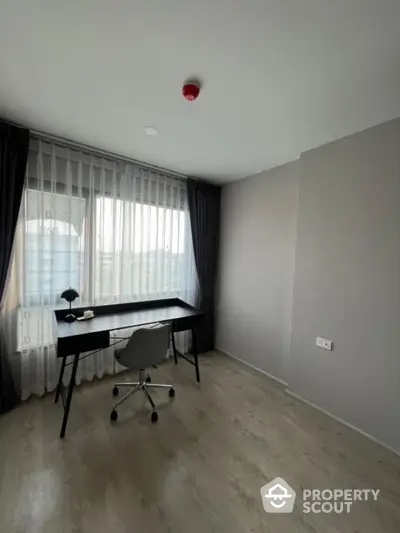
[31,129,187,182]
[3,117,194,182]
[0,119,180,183]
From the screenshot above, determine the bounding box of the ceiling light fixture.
[144,126,158,136]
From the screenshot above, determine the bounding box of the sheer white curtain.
[3,138,197,399]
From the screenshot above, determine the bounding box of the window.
[22,188,191,307]
[5,140,195,395]
[95,197,187,303]
[23,190,85,306]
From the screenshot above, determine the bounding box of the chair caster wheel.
[112,386,119,397]
[169,388,175,398]
[110,410,118,421]
[145,376,151,383]
[151,411,158,423]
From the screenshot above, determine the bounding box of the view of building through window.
[24,190,187,305]
[24,193,85,305]
[95,196,187,302]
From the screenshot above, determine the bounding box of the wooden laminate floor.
[1,352,399,533]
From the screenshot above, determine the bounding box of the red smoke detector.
[182,82,200,101]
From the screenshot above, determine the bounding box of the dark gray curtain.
[187,178,221,352]
[0,121,30,413]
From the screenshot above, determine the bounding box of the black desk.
[54,298,202,438]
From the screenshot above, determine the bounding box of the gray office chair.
[110,324,174,423]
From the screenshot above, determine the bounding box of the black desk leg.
[54,355,67,404]
[60,352,80,439]
[192,327,200,383]
[171,330,178,364]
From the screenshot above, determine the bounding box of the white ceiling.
[1,0,399,183]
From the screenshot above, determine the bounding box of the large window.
[4,138,196,398]
[22,185,192,307]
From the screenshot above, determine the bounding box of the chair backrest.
[117,323,170,369]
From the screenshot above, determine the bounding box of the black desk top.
[55,298,201,340]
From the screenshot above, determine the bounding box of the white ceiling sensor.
[144,127,158,136]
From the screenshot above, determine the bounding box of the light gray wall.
[217,117,400,452]
[289,118,400,452]
[216,162,299,383]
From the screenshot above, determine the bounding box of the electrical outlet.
[316,337,333,350]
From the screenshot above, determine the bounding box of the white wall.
[216,162,298,383]
[217,117,400,452]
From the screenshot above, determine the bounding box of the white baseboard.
[285,389,400,457]
[217,347,400,458]
[217,348,288,387]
